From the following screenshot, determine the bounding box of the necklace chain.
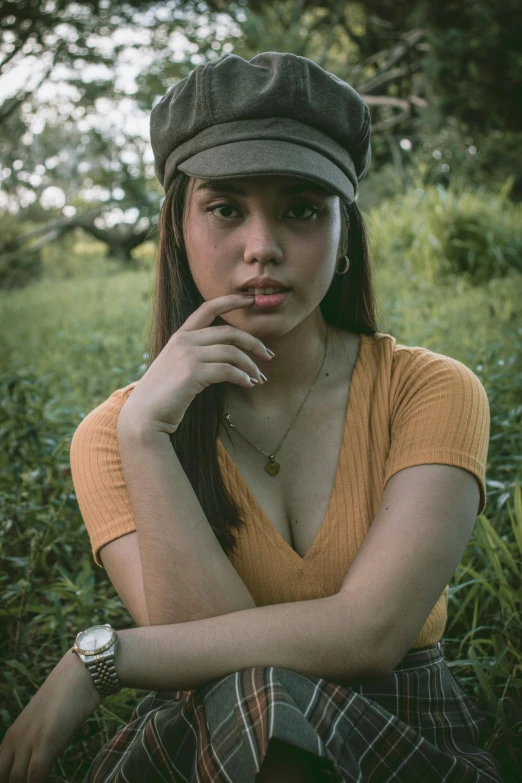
[222,324,330,476]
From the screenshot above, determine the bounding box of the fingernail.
[265,348,275,358]
[259,372,268,382]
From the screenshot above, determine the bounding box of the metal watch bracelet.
[84,652,121,696]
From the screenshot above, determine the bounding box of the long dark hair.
[145,171,380,557]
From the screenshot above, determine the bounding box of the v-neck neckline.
[217,332,365,564]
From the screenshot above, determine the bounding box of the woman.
[0,52,505,783]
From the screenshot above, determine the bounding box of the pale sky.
[0,26,197,134]
[0,17,237,217]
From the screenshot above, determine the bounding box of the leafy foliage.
[419,0,522,133]
[368,182,522,285]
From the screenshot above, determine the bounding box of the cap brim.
[177,139,356,202]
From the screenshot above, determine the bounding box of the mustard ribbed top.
[69,332,490,648]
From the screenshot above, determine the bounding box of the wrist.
[63,648,103,709]
[117,408,170,443]
[72,624,122,701]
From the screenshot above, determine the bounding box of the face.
[182,174,342,336]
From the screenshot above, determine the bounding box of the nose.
[243,242,284,268]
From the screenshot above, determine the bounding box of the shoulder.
[362,332,487,393]
[73,382,138,432]
[70,382,139,457]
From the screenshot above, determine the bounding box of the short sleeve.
[69,383,138,568]
[383,351,490,516]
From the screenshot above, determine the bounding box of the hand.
[117,293,275,436]
[0,650,102,783]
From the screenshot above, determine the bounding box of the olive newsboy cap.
[150,51,372,203]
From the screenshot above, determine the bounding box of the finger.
[202,360,261,389]
[27,750,53,783]
[180,293,255,333]
[193,324,274,361]
[3,747,31,783]
[0,743,15,782]
[200,344,266,384]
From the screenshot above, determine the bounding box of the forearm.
[106,593,382,693]
[117,415,256,626]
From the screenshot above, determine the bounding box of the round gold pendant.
[265,459,280,476]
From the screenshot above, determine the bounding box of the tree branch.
[361,95,412,132]
[0,36,32,73]
[0,208,107,254]
[357,65,412,94]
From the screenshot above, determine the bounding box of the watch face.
[78,625,113,652]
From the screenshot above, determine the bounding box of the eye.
[205,202,320,220]
[287,204,319,219]
[205,203,240,219]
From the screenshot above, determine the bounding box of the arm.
[76,463,480,699]
[71,591,382,701]
[116,415,256,627]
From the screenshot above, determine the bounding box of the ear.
[338,199,350,257]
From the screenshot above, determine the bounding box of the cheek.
[186,247,235,299]
[185,213,233,262]
[299,225,338,273]
[184,215,218,277]
[184,213,208,256]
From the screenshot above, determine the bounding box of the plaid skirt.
[83,641,505,782]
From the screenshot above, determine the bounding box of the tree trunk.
[105,241,138,264]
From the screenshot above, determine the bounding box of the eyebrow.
[195,179,333,196]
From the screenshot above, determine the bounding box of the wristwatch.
[72,623,122,697]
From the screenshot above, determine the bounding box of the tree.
[1,0,520,280]
[0,0,167,126]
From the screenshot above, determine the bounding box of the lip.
[250,290,289,309]
[237,277,289,291]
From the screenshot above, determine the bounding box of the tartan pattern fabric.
[83,641,505,782]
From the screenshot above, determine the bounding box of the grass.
[1,182,521,781]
